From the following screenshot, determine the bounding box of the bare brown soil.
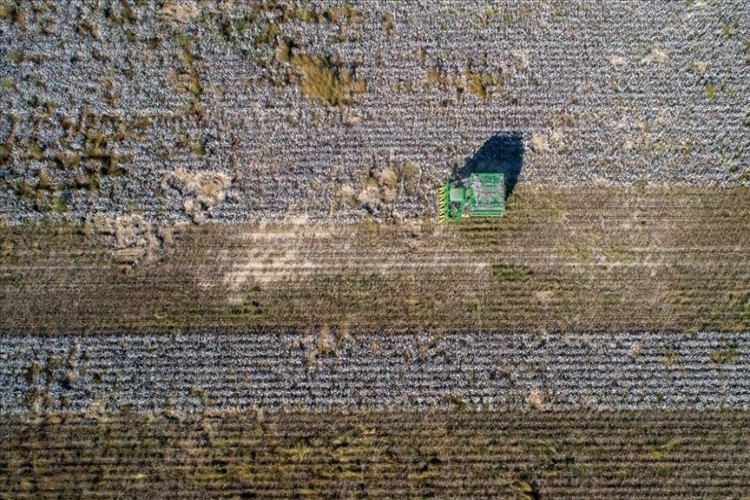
[1,186,749,335]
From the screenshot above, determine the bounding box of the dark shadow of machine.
[456,132,524,199]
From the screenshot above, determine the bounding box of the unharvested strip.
[1,2,748,224]
[0,332,747,414]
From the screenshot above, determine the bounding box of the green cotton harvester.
[437,173,506,222]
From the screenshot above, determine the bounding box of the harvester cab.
[437,173,506,222]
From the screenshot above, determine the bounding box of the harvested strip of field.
[1,411,748,498]
[1,186,748,334]
[0,332,747,414]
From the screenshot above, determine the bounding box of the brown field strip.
[1,186,749,334]
[0,410,748,498]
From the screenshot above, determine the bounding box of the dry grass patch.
[357,167,400,213]
[158,1,199,25]
[161,168,232,223]
[290,54,365,107]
